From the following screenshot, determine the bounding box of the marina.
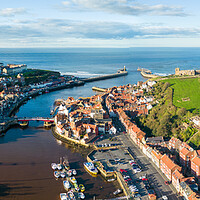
[1,48,199,200]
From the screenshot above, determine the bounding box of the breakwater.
[92,87,107,92]
[141,71,159,78]
[82,71,128,82]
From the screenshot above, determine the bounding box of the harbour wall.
[140,71,159,78]
[92,87,107,92]
[52,127,91,148]
[82,71,128,83]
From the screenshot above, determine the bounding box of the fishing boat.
[67,170,72,177]
[63,180,71,190]
[79,184,85,192]
[57,163,62,170]
[60,171,66,178]
[113,189,123,195]
[74,183,79,191]
[78,192,85,199]
[72,169,77,176]
[70,176,77,184]
[107,178,115,182]
[54,171,60,178]
[51,163,57,170]
[19,121,29,127]
[63,156,70,170]
[60,193,68,200]
[68,190,75,200]
[83,162,98,175]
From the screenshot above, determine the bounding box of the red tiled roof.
[192,156,200,166]
[161,154,181,171]
[180,147,190,157]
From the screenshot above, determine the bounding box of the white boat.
[57,164,63,170]
[60,193,68,200]
[74,183,79,191]
[107,178,115,182]
[69,176,77,184]
[60,171,66,178]
[68,190,75,200]
[63,180,71,190]
[78,192,85,199]
[54,171,60,178]
[84,162,98,175]
[51,163,57,170]
[68,170,72,177]
[113,189,123,195]
[72,169,77,176]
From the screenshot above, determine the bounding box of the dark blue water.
[1,47,200,78]
[0,48,200,200]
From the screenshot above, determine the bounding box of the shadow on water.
[0,127,48,145]
[0,183,34,197]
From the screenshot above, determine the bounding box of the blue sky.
[0,0,200,47]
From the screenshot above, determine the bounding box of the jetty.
[137,67,159,78]
[92,87,107,92]
[82,66,128,83]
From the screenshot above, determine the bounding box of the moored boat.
[113,189,123,195]
[67,169,72,177]
[79,184,85,192]
[57,163,63,170]
[68,190,75,200]
[83,162,98,175]
[78,192,85,199]
[54,171,60,178]
[74,182,79,192]
[60,171,66,178]
[63,156,70,170]
[51,163,57,170]
[60,193,68,200]
[69,176,77,184]
[72,169,77,176]
[63,180,71,190]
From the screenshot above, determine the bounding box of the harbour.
[1,48,200,200]
[0,78,126,200]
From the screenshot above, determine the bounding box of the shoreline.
[0,68,127,135]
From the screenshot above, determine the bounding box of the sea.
[0,47,200,200]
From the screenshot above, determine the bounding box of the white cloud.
[61,0,187,16]
[0,8,27,17]
[1,18,199,42]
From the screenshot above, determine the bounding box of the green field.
[162,78,200,112]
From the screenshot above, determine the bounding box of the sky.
[0,0,200,48]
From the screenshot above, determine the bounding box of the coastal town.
[1,63,200,200]
[53,77,200,199]
[0,63,84,131]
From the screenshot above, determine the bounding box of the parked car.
[165,181,171,185]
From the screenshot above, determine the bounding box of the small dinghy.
[79,184,85,192]
[78,192,85,199]
[63,180,71,190]
[72,169,77,176]
[54,171,60,178]
[51,163,57,170]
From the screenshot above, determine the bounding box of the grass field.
[162,77,200,112]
